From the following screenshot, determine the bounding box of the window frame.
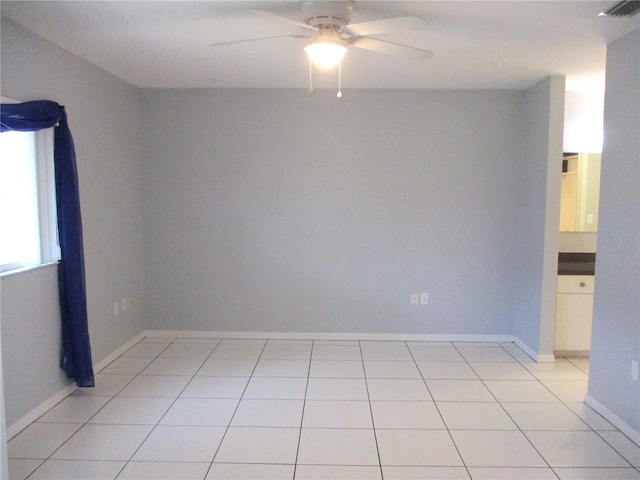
[0,126,60,275]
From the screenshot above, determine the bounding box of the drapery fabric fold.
[1,100,94,387]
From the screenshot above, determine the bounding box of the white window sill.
[0,261,59,278]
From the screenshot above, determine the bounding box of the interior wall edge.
[513,336,554,363]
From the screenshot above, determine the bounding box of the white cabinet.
[554,275,594,353]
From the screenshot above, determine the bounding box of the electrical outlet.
[411,293,419,305]
[127,297,134,310]
[420,293,429,305]
[632,360,639,381]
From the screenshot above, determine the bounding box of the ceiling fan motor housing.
[301,0,354,28]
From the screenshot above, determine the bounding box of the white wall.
[588,28,640,439]
[0,18,145,426]
[564,90,604,153]
[141,88,524,335]
[513,76,565,359]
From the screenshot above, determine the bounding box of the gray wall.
[141,88,524,335]
[513,76,564,357]
[0,266,66,426]
[0,18,145,426]
[589,29,640,434]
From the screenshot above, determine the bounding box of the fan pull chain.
[308,59,314,92]
[337,60,342,98]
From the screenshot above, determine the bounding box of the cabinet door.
[557,275,595,294]
[554,293,593,351]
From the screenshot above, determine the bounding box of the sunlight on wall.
[563,89,605,153]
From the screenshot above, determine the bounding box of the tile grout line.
[110,338,178,480]
[359,340,385,480]
[116,336,220,480]
[147,338,227,478]
[591,429,640,470]
[504,347,603,447]
[486,345,623,474]
[203,339,269,479]
[408,341,472,479]
[13,337,167,479]
[458,342,561,479]
[15,338,640,479]
[291,339,315,480]
[27,336,180,480]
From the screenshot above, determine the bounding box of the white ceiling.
[2,1,639,91]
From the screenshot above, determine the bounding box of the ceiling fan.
[211,0,433,70]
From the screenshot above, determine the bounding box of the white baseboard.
[536,354,557,363]
[585,393,640,447]
[6,382,77,440]
[143,330,517,343]
[513,337,555,363]
[93,332,145,373]
[7,332,144,440]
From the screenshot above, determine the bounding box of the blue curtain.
[1,100,94,387]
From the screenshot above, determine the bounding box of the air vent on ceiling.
[599,0,640,17]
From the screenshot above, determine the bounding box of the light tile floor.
[8,338,640,480]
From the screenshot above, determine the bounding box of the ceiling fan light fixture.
[304,25,348,68]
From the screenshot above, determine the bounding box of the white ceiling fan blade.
[243,8,316,31]
[211,35,308,48]
[344,16,426,37]
[350,36,433,61]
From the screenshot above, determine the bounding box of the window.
[0,127,59,273]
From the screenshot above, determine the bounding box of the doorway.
[554,87,604,357]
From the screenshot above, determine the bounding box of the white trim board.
[6,332,144,440]
[514,337,556,363]
[6,382,76,441]
[92,332,145,374]
[585,393,640,447]
[143,330,518,343]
